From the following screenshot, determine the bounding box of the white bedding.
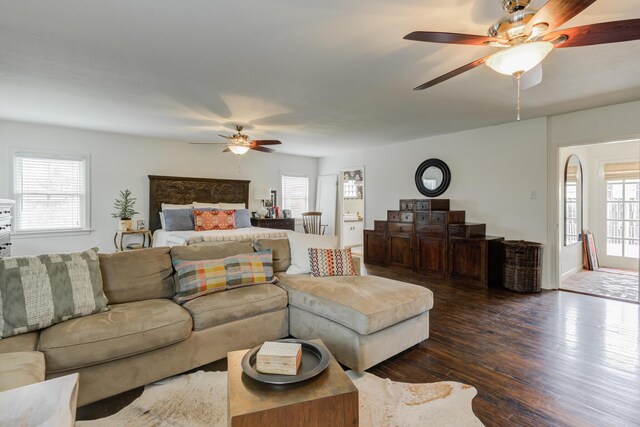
[152,227,288,247]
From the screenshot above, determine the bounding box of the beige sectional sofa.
[0,238,433,408]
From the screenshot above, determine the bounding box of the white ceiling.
[1,0,639,157]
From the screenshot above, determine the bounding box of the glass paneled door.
[606,179,639,259]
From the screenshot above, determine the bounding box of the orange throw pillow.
[193,210,236,231]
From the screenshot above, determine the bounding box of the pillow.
[286,232,339,275]
[161,203,193,210]
[309,248,356,277]
[219,203,246,210]
[193,202,221,209]
[172,250,277,303]
[193,210,236,231]
[163,208,196,231]
[0,248,109,339]
[253,238,291,272]
[234,209,252,228]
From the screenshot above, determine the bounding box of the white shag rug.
[77,371,483,427]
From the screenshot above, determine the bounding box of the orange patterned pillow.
[193,210,236,231]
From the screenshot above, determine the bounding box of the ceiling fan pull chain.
[515,71,522,121]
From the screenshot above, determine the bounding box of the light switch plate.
[529,190,537,200]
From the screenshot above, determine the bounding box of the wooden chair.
[301,212,327,235]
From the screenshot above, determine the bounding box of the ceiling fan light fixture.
[486,41,553,76]
[228,144,250,155]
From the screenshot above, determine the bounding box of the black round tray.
[241,339,330,385]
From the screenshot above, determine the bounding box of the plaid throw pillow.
[308,248,356,277]
[193,210,236,231]
[172,250,277,303]
[0,248,109,339]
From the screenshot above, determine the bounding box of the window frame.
[11,150,91,236]
[605,177,639,259]
[280,173,309,219]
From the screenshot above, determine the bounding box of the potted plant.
[112,189,139,231]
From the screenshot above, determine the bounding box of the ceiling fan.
[404,0,640,119]
[190,125,282,155]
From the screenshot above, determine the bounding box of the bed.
[148,175,288,247]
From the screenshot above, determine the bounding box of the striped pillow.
[193,210,236,231]
[308,248,356,277]
[172,250,277,303]
[0,248,109,339]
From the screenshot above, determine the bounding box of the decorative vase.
[256,206,268,218]
[119,219,132,231]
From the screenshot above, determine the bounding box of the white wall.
[0,120,318,255]
[319,117,550,287]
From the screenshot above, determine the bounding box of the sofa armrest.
[0,351,45,393]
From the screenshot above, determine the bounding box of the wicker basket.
[502,240,543,293]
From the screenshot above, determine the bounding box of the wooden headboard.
[148,175,251,232]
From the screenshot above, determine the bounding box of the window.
[281,175,309,218]
[604,161,639,259]
[565,181,578,244]
[14,153,89,232]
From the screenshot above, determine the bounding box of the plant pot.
[119,219,132,231]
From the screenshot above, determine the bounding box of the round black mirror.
[415,159,451,197]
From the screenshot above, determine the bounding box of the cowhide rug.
[77,371,483,427]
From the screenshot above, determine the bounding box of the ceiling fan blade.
[189,141,228,145]
[542,19,640,48]
[251,140,282,145]
[413,54,492,90]
[218,134,233,139]
[525,0,597,36]
[513,64,543,90]
[251,146,276,153]
[404,31,503,46]
[223,148,231,153]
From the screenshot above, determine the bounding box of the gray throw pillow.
[234,209,252,228]
[163,208,196,231]
[0,248,109,339]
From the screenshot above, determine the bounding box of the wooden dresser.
[250,217,295,231]
[0,199,15,259]
[364,198,504,287]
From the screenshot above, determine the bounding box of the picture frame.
[264,190,277,208]
[136,220,146,230]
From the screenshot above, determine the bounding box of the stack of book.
[256,341,302,376]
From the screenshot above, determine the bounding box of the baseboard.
[561,265,584,279]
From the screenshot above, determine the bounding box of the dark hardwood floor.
[79,265,640,426]
[366,265,640,427]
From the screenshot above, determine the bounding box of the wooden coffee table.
[227,339,358,427]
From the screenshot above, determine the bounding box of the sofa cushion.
[0,248,108,339]
[0,351,45,392]
[182,284,288,331]
[253,238,291,272]
[278,274,433,335]
[99,247,174,304]
[39,299,192,373]
[170,241,254,261]
[0,331,39,354]
[286,232,339,275]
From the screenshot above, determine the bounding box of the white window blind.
[14,153,88,232]
[282,175,309,218]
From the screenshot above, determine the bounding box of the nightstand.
[250,217,295,231]
[114,229,152,252]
